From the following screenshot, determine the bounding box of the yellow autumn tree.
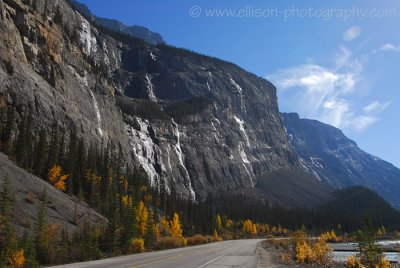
[295,241,314,263]
[215,214,222,232]
[168,213,183,238]
[243,220,253,235]
[48,165,69,191]
[251,223,257,236]
[135,201,148,237]
[159,216,170,236]
[313,236,332,265]
[225,219,234,230]
[121,195,133,208]
[8,249,25,268]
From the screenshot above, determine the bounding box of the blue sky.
[79,0,400,168]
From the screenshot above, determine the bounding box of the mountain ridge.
[282,112,400,209]
[68,0,165,45]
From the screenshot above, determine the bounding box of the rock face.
[0,0,298,202]
[0,153,107,233]
[68,0,164,45]
[282,113,400,209]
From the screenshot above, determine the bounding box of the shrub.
[290,228,308,248]
[321,230,340,242]
[346,255,365,268]
[155,237,186,250]
[266,238,290,249]
[313,237,332,265]
[186,235,208,246]
[8,249,25,268]
[295,241,314,264]
[129,238,145,253]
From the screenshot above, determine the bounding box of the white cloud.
[267,46,391,132]
[343,26,361,42]
[379,43,400,52]
[363,101,391,114]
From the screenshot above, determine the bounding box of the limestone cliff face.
[0,0,297,201]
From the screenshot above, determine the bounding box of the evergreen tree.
[15,111,28,167]
[35,189,48,264]
[20,231,39,268]
[0,174,16,266]
[33,129,48,178]
[47,124,60,171]
[1,105,14,152]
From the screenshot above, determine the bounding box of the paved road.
[48,239,263,268]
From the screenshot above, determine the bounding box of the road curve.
[48,239,263,268]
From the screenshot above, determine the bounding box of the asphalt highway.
[48,239,263,268]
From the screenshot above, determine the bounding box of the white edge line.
[197,254,226,268]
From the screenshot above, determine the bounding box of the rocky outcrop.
[0,0,298,202]
[0,153,107,234]
[282,113,400,209]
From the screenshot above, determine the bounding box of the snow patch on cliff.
[145,75,158,102]
[125,117,166,187]
[229,77,246,112]
[172,119,196,201]
[88,89,103,137]
[238,143,250,164]
[150,52,157,61]
[234,116,250,147]
[78,14,97,56]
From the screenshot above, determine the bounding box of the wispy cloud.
[363,101,392,114]
[379,43,400,52]
[267,44,392,132]
[343,26,361,42]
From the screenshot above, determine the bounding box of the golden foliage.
[156,236,186,249]
[378,256,391,268]
[129,238,145,253]
[120,176,128,192]
[321,230,340,242]
[313,237,332,265]
[243,219,254,236]
[252,224,257,236]
[135,201,148,237]
[159,217,170,236]
[121,195,133,208]
[8,249,25,268]
[216,214,222,232]
[346,255,365,268]
[168,213,183,238]
[225,219,234,230]
[295,241,314,263]
[213,230,222,241]
[186,235,209,246]
[347,255,390,268]
[48,165,69,191]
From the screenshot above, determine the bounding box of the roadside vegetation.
[264,224,396,268]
